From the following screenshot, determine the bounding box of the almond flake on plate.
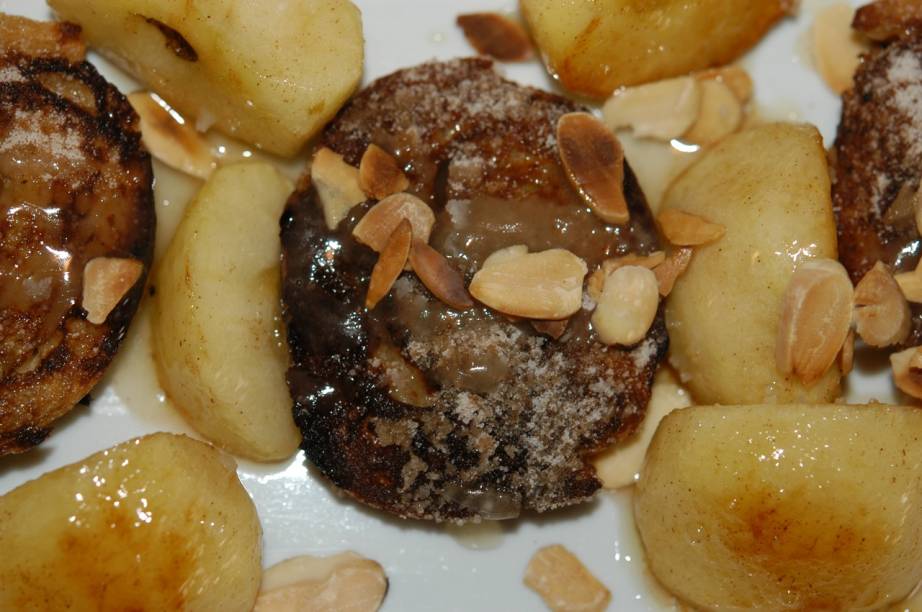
[408,241,473,310]
[312,147,367,230]
[653,248,693,297]
[366,219,412,309]
[682,79,743,146]
[82,257,144,325]
[854,261,911,347]
[602,76,701,141]
[524,545,611,612]
[591,265,659,346]
[353,192,435,252]
[128,91,215,179]
[812,3,871,94]
[696,65,753,102]
[587,251,666,301]
[358,144,410,200]
[456,12,532,61]
[657,209,725,246]
[895,269,922,303]
[891,346,922,400]
[557,112,629,225]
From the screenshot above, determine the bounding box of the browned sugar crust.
[281,58,667,522]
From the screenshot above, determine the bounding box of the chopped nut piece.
[127,92,214,179]
[469,248,587,320]
[254,552,387,612]
[683,80,743,146]
[366,220,412,309]
[854,261,911,347]
[697,65,753,102]
[456,12,532,61]
[587,251,666,300]
[895,270,922,303]
[853,0,922,42]
[353,192,435,252]
[776,259,854,386]
[358,144,410,200]
[891,346,922,400]
[839,328,855,376]
[482,244,529,268]
[812,3,870,94]
[371,342,433,408]
[557,112,629,225]
[312,147,367,230]
[591,265,659,346]
[532,318,569,339]
[409,241,474,310]
[602,76,702,141]
[653,248,693,297]
[524,545,611,612]
[657,209,725,246]
[82,257,144,325]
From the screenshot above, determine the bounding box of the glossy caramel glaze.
[832,34,922,346]
[0,16,154,454]
[281,59,666,521]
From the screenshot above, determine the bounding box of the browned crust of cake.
[0,17,154,455]
[832,34,922,345]
[281,58,667,521]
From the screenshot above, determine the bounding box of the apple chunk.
[635,404,922,610]
[48,0,364,156]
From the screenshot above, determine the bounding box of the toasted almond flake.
[854,261,911,347]
[657,209,725,246]
[358,144,410,200]
[128,91,214,179]
[82,257,144,325]
[892,346,922,400]
[853,0,922,42]
[365,220,412,309]
[469,248,587,320]
[370,342,433,407]
[838,328,855,376]
[409,241,474,310]
[591,265,659,346]
[353,193,435,252]
[531,318,569,339]
[682,80,743,146]
[312,147,367,230]
[254,552,387,612]
[896,270,922,303]
[883,183,917,225]
[456,12,532,61]
[524,545,611,612]
[557,112,629,225]
[482,244,529,268]
[602,76,701,141]
[776,259,854,385]
[653,248,693,297]
[587,251,666,301]
[697,65,754,102]
[812,3,870,94]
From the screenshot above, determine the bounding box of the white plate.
[0,1,897,610]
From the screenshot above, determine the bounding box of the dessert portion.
[832,28,922,346]
[520,0,791,97]
[0,15,154,454]
[281,58,667,521]
[48,0,364,156]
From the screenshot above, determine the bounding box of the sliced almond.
[353,193,435,252]
[524,545,611,612]
[657,209,725,246]
[82,257,144,325]
[370,341,433,407]
[838,328,855,376]
[682,79,743,146]
[253,552,387,612]
[776,259,854,386]
[482,244,529,269]
[456,12,532,61]
[891,346,922,400]
[358,144,410,200]
[882,183,917,225]
[469,248,587,320]
[127,91,214,179]
[812,3,870,94]
[653,248,693,297]
[895,270,922,303]
[557,112,629,225]
[697,65,753,103]
[587,251,666,301]
[409,241,474,310]
[312,147,367,230]
[365,220,412,309]
[531,318,569,339]
[591,265,659,346]
[854,261,911,347]
[601,76,702,141]
[853,0,922,42]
